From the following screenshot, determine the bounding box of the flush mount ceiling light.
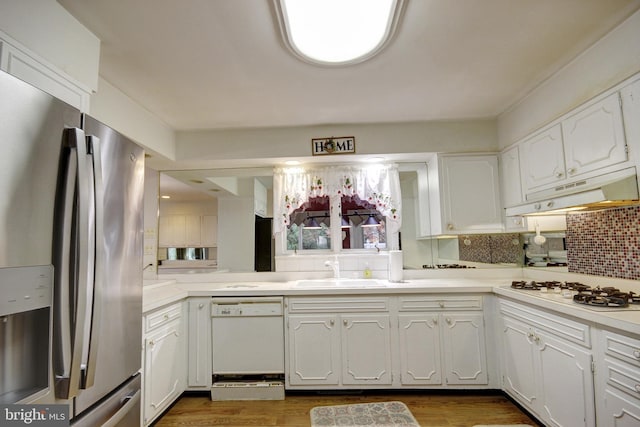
[275,0,405,66]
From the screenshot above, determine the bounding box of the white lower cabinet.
[187,297,212,390]
[143,302,186,426]
[499,299,595,427]
[398,296,488,387]
[286,295,489,390]
[595,329,640,427]
[287,310,392,387]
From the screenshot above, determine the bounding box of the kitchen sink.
[295,279,386,288]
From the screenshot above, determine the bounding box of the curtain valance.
[273,164,402,235]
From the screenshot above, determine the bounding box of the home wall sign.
[311,136,356,156]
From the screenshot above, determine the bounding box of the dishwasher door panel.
[211,316,284,374]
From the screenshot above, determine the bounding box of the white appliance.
[210,296,284,400]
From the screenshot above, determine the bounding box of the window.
[275,0,405,65]
[274,164,401,254]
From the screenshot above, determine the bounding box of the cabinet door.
[187,298,211,389]
[438,155,503,233]
[143,318,183,425]
[288,315,340,386]
[521,124,566,192]
[536,330,596,427]
[158,215,186,247]
[441,313,488,385]
[500,145,523,208]
[600,387,640,427]
[184,215,201,247]
[562,93,627,178]
[341,314,392,385]
[501,317,539,408]
[201,215,218,247]
[398,314,441,385]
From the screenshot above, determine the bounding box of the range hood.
[506,167,639,216]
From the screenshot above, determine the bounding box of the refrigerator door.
[73,115,144,417]
[0,70,81,269]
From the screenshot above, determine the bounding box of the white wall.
[143,168,160,279]
[159,199,218,216]
[90,78,176,161]
[498,9,640,148]
[169,119,498,169]
[0,0,99,91]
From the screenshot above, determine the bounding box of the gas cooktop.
[509,280,640,311]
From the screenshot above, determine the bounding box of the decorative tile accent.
[458,234,521,264]
[566,206,640,280]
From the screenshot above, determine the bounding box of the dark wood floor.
[154,391,541,427]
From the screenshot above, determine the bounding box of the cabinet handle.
[149,340,155,347]
[527,332,534,339]
[633,350,640,359]
[567,167,576,175]
[198,303,204,309]
[446,318,451,324]
[534,203,541,211]
[163,314,170,320]
[330,319,335,326]
[555,172,564,178]
[635,384,640,393]
[447,223,454,230]
[439,302,445,308]
[433,318,438,325]
[343,319,348,326]
[534,335,540,343]
[546,201,554,208]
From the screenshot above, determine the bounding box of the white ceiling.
[59,0,640,131]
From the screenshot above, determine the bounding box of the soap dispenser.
[363,263,372,279]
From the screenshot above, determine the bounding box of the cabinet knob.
[635,384,640,393]
[149,340,155,347]
[633,349,640,359]
[163,314,169,320]
[198,303,204,309]
[445,318,451,324]
[447,223,454,230]
[343,319,348,326]
[439,302,445,308]
[534,203,541,210]
[330,319,335,326]
[433,318,438,325]
[546,201,554,208]
[567,168,576,175]
[555,172,564,178]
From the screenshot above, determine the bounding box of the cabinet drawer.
[604,358,640,400]
[145,302,182,332]
[600,329,640,368]
[286,297,389,313]
[499,299,591,347]
[399,295,483,311]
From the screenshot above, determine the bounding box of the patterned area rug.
[310,401,420,427]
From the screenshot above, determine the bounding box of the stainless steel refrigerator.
[0,70,144,426]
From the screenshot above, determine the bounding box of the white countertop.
[142,271,640,335]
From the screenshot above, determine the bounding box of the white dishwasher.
[210,296,285,399]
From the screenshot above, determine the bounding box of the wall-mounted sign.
[311,136,356,156]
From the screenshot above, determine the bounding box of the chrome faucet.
[324,256,340,279]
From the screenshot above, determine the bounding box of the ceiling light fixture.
[275,0,404,66]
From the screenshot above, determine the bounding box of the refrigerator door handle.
[54,128,96,399]
[81,135,104,390]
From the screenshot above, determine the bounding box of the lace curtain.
[273,164,402,235]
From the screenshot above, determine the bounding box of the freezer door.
[72,374,141,427]
[73,115,145,416]
[0,70,81,268]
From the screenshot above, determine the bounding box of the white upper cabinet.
[427,154,503,235]
[520,124,566,192]
[499,145,524,208]
[562,92,627,178]
[519,92,629,199]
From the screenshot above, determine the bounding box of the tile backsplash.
[458,234,522,264]
[566,205,640,280]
